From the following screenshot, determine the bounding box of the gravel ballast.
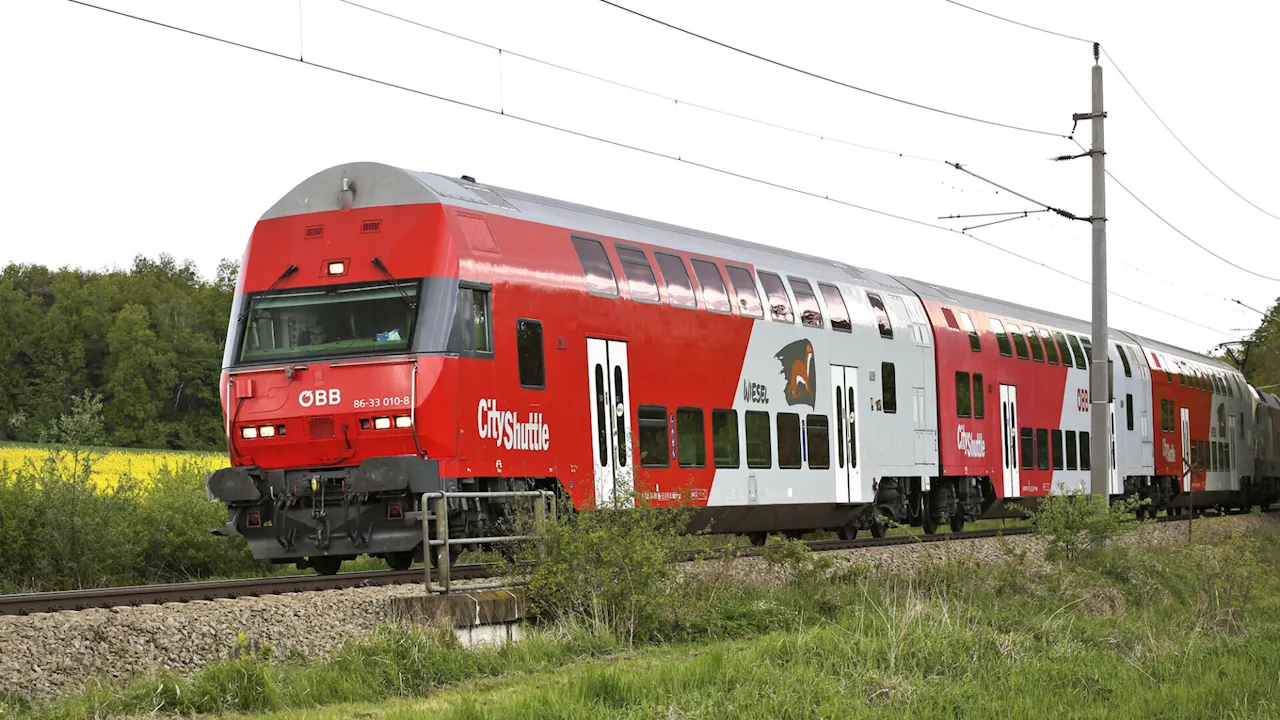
[3,513,1275,704]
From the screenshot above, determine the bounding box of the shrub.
[1024,483,1142,561]
[518,494,692,644]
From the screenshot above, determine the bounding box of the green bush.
[1025,483,1143,561]
[0,448,261,593]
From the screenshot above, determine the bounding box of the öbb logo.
[477,398,551,451]
[299,389,342,408]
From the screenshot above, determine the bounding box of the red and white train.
[207,162,1280,573]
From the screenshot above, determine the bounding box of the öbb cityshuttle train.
[205,162,1280,573]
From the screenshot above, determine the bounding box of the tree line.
[0,255,236,450]
[0,253,1276,452]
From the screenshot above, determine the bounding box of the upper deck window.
[615,246,660,303]
[654,252,697,309]
[691,259,733,313]
[758,272,794,323]
[1116,344,1132,377]
[1039,329,1059,365]
[570,236,619,297]
[237,281,419,364]
[959,312,981,352]
[726,265,763,318]
[1008,322,1030,360]
[818,283,852,332]
[990,318,1012,356]
[868,293,893,339]
[1026,326,1045,362]
[789,277,824,328]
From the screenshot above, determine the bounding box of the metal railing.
[420,490,556,593]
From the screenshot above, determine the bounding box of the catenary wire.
[62,0,1236,338]
[1100,47,1280,222]
[596,0,1068,138]
[940,0,1094,44]
[339,0,946,163]
[1072,140,1280,283]
[940,0,1280,222]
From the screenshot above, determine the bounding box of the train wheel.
[921,508,939,535]
[428,544,464,568]
[950,513,965,533]
[836,523,858,541]
[870,520,888,539]
[385,552,414,571]
[748,532,768,547]
[310,556,342,576]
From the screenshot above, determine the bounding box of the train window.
[1065,431,1078,471]
[881,362,897,414]
[676,408,706,468]
[1026,326,1045,362]
[1080,432,1091,470]
[974,374,985,419]
[448,287,493,353]
[654,252,697,309]
[758,272,794,323]
[1020,428,1035,470]
[835,392,845,468]
[595,365,609,466]
[941,307,959,329]
[1051,332,1071,367]
[777,413,802,469]
[868,293,894,339]
[956,372,971,418]
[726,265,764,318]
[1036,429,1050,470]
[807,415,831,469]
[1052,430,1064,470]
[1227,375,1234,397]
[712,409,740,468]
[691,259,733,314]
[516,319,545,389]
[1038,328,1059,365]
[990,318,1012,356]
[570,236,619,297]
[1080,338,1093,367]
[638,405,669,468]
[1126,393,1134,431]
[1116,345,1133,378]
[1066,334,1086,369]
[745,410,772,469]
[1009,323,1030,360]
[1217,403,1226,440]
[789,277,824,328]
[1178,367,1186,387]
[818,283,852,333]
[615,246,660,303]
[1191,440,1200,471]
[1239,413,1245,438]
[959,312,981,352]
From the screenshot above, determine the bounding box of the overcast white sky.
[2,0,1277,354]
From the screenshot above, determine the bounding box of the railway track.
[0,526,1037,616]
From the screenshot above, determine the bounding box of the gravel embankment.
[3,513,1276,704]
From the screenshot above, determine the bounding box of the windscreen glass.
[237,281,419,364]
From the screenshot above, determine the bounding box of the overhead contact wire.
[63,0,1234,338]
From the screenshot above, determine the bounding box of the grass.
[12,516,1280,719]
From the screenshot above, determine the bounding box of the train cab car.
[1250,388,1280,502]
[207,161,945,571]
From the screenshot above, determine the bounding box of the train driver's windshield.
[237,282,418,364]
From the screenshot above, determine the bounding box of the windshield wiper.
[371,257,417,310]
[237,264,299,327]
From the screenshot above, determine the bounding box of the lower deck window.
[712,409,740,468]
[745,411,772,468]
[676,408,705,468]
[777,413,802,469]
[807,415,830,469]
[638,405,668,468]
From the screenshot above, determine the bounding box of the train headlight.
[241,426,258,439]
[373,416,392,430]
[327,261,346,275]
[258,425,276,438]
[394,415,412,428]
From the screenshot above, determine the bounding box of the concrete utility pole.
[1078,43,1111,501]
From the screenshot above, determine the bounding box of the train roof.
[265,162,1239,371]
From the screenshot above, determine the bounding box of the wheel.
[385,551,414,571]
[870,520,888,539]
[748,532,768,547]
[950,513,965,533]
[310,556,342,576]
[428,544,464,568]
[836,523,858,541]
[921,494,939,535]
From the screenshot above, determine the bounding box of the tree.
[104,304,178,446]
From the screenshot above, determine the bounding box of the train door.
[1000,385,1020,497]
[1109,407,1120,495]
[586,338,634,508]
[830,365,864,503]
[1228,414,1239,490]
[1180,407,1191,492]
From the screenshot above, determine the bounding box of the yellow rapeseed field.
[0,443,229,490]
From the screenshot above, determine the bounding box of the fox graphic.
[775,339,816,407]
